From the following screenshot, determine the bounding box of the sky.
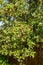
[5,0,8,3]
[0,0,8,26]
[0,21,4,26]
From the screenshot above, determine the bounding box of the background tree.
[0,0,43,65]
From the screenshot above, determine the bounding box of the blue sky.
[0,21,4,26]
[0,0,8,26]
[5,0,8,3]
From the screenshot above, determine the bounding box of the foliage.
[0,55,11,65]
[0,0,43,65]
[0,21,35,61]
